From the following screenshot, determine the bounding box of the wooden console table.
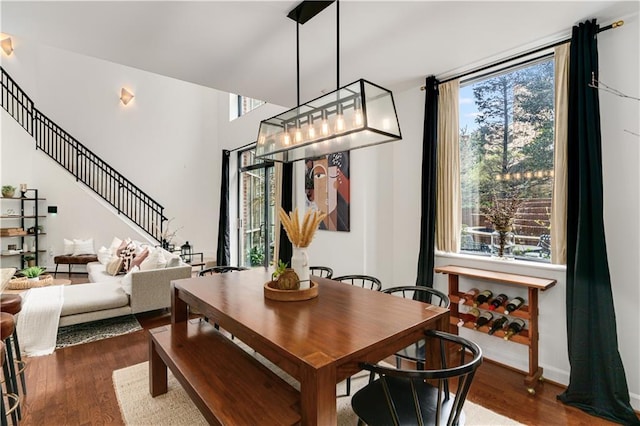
[435,265,556,394]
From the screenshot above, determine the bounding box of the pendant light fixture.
[256,0,402,163]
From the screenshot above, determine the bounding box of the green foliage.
[273,259,288,279]
[462,59,554,210]
[21,266,45,278]
[248,245,265,266]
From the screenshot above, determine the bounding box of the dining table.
[168,267,450,425]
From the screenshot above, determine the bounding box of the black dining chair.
[382,286,450,370]
[332,274,382,292]
[352,330,483,426]
[331,273,382,395]
[309,266,333,279]
[199,266,249,276]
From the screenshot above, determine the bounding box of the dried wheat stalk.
[278,207,326,248]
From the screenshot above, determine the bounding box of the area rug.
[113,361,524,425]
[56,315,142,349]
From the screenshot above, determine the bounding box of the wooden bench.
[53,254,98,277]
[149,319,301,426]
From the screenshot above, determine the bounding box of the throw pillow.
[63,238,75,255]
[129,248,149,270]
[106,257,124,276]
[140,247,167,271]
[109,236,123,252]
[97,246,112,265]
[72,238,95,256]
[119,242,137,272]
[121,266,139,295]
[115,239,131,257]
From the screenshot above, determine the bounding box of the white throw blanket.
[16,285,64,356]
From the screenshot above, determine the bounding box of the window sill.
[435,250,566,274]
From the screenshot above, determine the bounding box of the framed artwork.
[304,151,350,232]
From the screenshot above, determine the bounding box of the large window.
[238,148,275,267]
[459,58,554,262]
[229,94,265,120]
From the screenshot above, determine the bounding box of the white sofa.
[58,261,191,327]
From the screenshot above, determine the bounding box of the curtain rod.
[421,20,624,90]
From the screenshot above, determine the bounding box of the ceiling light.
[256,1,401,163]
[120,88,134,106]
[1,37,13,56]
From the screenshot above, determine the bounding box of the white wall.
[1,37,222,266]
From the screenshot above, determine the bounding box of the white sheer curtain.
[435,80,461,252]
[552,43,569,265]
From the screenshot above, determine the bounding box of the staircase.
[1,66,166,241]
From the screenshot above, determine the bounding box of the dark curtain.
[215,150,230,266]
[557,20,639,425]
[415,76,439,301]
[279,162,293,266]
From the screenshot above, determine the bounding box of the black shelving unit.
[0,188,46,269]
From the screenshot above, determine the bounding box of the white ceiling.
[1,1,638,107]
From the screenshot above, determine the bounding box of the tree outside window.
[459,58,554,261]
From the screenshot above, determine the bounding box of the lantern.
[181,241,192,263]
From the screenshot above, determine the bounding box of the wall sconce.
[1,37,13,56]
[120,88,134,106]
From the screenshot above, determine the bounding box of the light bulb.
[321,110,329,136]
[335,104,345,132]
[382,118,390,130]
[283,123,291,145]
[295,128,303,143]
[354,98,364,127]
[308,126,316,139]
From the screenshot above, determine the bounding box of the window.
[459,57,554,262]
[237,147,275,267]
[229,94,265,120]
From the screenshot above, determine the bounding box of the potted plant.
[23,255,36,267]
[272,260,299,290]
[20,266,46,281]
[2,185,16,198]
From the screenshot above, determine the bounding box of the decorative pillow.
[129,248,149,270]
[72,238,95,256]
[63,238,75,255]
[164,250,181,268]
[121,266,139,295]
[109,237,123,252]
[115,239,131,257]
[97,246,112,265]
[139,247,167,271]
[119,242,137,272]
[106,257,124,276]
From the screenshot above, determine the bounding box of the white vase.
[27,277,39,282]
[291,246,310,290]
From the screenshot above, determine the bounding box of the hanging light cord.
[296,17,301,106]
[336,0,340,90]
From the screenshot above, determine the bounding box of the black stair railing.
[1,66,166,241]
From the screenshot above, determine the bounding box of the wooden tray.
[264,280,318,301]
[7,274,53,289]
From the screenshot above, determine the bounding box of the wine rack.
[435,265,556,394]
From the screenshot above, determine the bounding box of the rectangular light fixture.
[256,79,401,163]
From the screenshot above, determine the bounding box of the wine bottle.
[488,293,508,311]
[474,311,493,329]
[488,316,508,335]
[474,289,493,307]
[458,288,480,306]
[504,297,525,314]
[457,307,480,327]
[504,318,526,340]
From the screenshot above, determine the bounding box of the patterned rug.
[56,315,142,349]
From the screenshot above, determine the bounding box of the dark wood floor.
[13,274,636,425]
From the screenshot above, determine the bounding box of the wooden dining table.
[168,267,449,425]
